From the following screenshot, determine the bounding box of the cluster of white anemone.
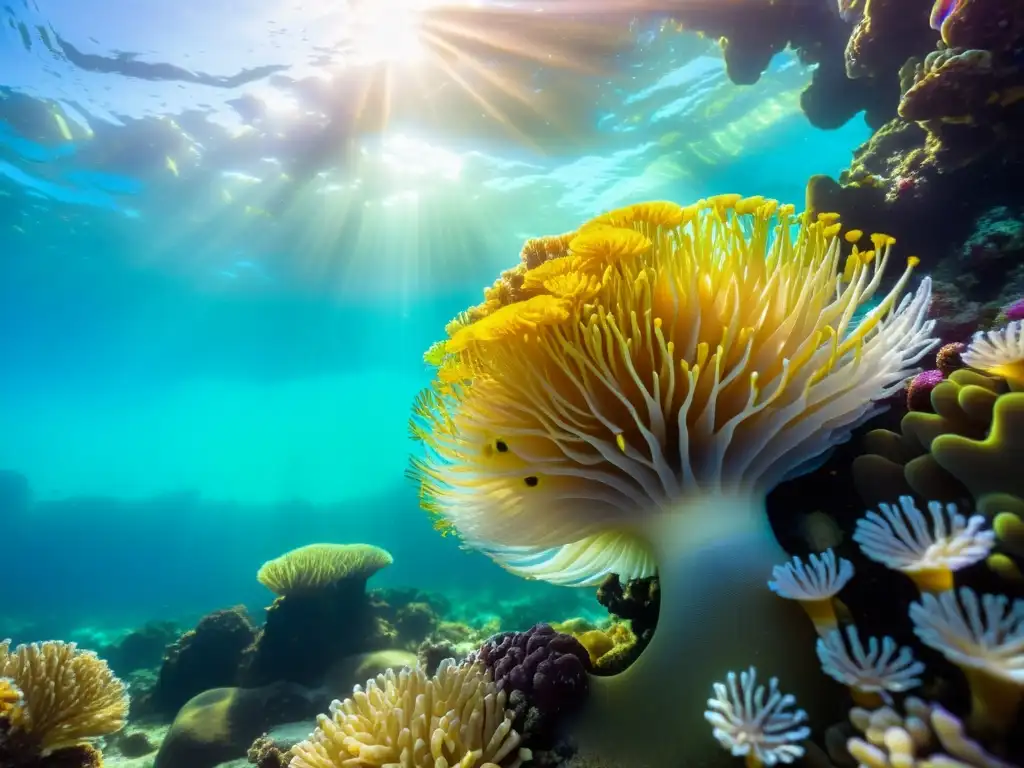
[702,314,1024,765]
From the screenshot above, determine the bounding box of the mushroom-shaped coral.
[256,543,393,596]
[768,550,855,636]
[289,659,531,768]
[963,320,1024,391]
[704,667,810,766]
[409,196,937,767]
[0,640,128,758]
[816,626,924,707]
[847,696,1017,768]
[853,496,995,593]
[909,587,1024,734]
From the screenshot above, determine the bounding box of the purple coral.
[1006,298,1024,322]
[474,623,590,718]
[906,369,944,413]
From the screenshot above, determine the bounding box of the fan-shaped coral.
[816,627,924,707]
[768,550,855,636]
[0,639,128,758]
[853,496,995,593]
[257,543,393,596]
[909,588,1024,734]
[409,196,937,766]
[289,659,531,768]
[704,667,810,766]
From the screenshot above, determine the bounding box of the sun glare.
[347,0,455,65]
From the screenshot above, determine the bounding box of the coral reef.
[595,574,659,642]
[149,606,257,717]
[409,195,937,767]
[473,624,590,746]
[665,0,897,129]
[0,640,128,767]
[289,659,531,768]
[806,0,1024,346]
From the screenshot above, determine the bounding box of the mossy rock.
[154,682,319,768]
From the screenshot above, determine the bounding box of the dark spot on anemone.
[524,476,539,487]
[496,440,509,453]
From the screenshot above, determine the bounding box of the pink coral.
[907,369,945,412]
[1006,298,1024,322]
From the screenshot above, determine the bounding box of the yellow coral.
[409,196,937,767]
[257,543,393,596]
[848,697,1016,767]
[0,640,128,754]
[290,659,530,768]
[0,677,23,722]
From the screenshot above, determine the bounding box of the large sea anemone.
[409,196,937,765]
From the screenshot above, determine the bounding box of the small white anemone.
[910,587,1024,733]
[704,667,810,767]
[816,626,925,706]
[768,549,854,635]
[854,496,995,593]
[962,319,1024,389]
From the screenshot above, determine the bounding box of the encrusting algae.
[409,195,938,767]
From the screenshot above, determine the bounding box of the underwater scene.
[2,0,1023,766]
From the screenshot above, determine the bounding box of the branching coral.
[409,196,937,766]
[289,659,531,768]
[847,697,1016,767]
[853,496,995,592]
[768,550,855,636]
[704,667,810,766]
[257,543,393,596]
[0,640,128,760]
[816,627,925,706]
[909,588,1024,734]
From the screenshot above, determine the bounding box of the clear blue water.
[0,0,872,641]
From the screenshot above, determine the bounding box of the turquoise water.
[0,2,869,637]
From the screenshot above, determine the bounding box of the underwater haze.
[0,0,867,634]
